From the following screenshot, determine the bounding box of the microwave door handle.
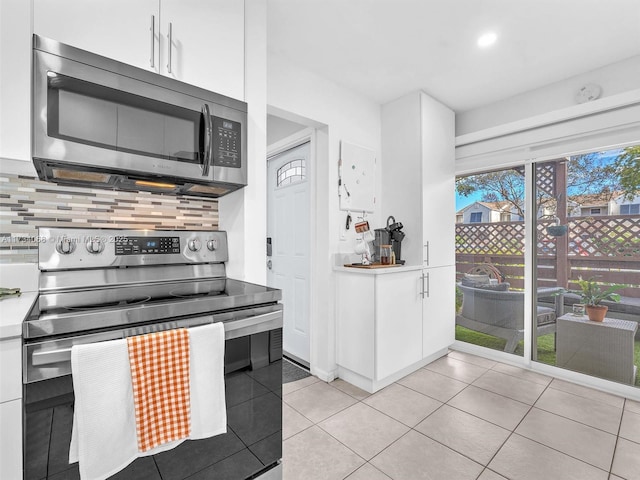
[201,104,213,177]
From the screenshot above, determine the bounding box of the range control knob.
[188,239,201,252]
[56,237,76,255]
[207,239,218,251]
[86,238,105,254]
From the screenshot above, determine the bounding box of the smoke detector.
[575,84,601,104]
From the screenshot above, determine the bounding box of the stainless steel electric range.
[22,227,283,480]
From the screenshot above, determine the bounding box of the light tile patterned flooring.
[282,350,640,480]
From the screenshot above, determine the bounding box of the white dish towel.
[69,322,227,480]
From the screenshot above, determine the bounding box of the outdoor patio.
[455,156,640,388]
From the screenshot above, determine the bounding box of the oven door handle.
[224,310,283,339]
[30,311,283,367]
[32,346,73,366]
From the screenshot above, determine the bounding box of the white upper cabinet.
[160,0,245,99]
[421,92,455,268]
[381,91,455,268]
[33,0,160,72]
[0,0,32,161]
[33,0,245,99]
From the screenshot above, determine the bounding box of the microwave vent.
[186,184,231,196]
[52,168,112,184]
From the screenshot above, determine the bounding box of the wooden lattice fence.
[456,215,640,298]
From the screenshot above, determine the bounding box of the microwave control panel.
[213,117,241,169]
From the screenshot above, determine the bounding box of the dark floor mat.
[282,358,311,384]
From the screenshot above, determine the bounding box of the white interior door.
[267,142,311,365]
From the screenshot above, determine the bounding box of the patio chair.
[456,283,558,353]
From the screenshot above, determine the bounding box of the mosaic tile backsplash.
[0,173,219,263]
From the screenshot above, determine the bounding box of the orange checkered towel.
[127,328,191,452]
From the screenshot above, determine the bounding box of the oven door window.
[46,72,202,165]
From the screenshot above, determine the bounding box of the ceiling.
[267,0,640,112]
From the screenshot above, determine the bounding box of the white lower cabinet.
[0,398,22,479]
[422,265,456,355]
[336,267,451,393]
[0,336,22,479]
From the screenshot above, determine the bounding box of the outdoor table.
[556,313,638,385]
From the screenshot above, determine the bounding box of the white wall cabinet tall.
[381,90,456,359]
[33,0,245,99]
[420,94,456,269]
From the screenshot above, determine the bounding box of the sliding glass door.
[455,166,526,357]
[533,146,640,388]
[455,144,639,389]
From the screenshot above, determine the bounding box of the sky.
[455,190,483,212]
[455,148,624,213]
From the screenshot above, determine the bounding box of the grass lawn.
[455,326,640,387]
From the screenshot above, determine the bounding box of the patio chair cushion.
[461,274,490,287]
[475,282,510,292]
[456,283,557,353]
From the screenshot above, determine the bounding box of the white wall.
[267,114,307,146]
[456,55,640,136]
[219,0,267,285]
[267,51,382,380]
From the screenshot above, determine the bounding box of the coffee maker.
[374,216,405,264]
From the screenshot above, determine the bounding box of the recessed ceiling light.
[477,32,497,48]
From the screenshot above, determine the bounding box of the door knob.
[267,260,272,270]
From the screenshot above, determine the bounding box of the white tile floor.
[282,351,640,480]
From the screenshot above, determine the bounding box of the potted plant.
[572,276,626,322]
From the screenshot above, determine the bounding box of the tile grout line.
[475,379,553,478]
[609,398,626,476]
[491,378,615,476]
[283,353,636,480]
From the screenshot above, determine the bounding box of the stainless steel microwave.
[32,35,247,198]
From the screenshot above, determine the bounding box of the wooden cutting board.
[344,263,402,269]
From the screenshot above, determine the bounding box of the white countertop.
[334,264,423,275]
[0,292,36,340]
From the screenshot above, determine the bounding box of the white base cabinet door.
[336,269,424,393]
[422,265,456,356]
[375,271,423,379]
[0,398,22,479]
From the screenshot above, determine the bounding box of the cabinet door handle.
[150,15,155,68]
[167,22,173,73]
[420,273,425,298]
[425,272,430,298]
[424,241,430,266]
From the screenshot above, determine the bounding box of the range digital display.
[115,236,180,255]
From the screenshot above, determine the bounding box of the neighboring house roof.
[477,201,513,212]
[568,191,622,207]
[456,201,514,215]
